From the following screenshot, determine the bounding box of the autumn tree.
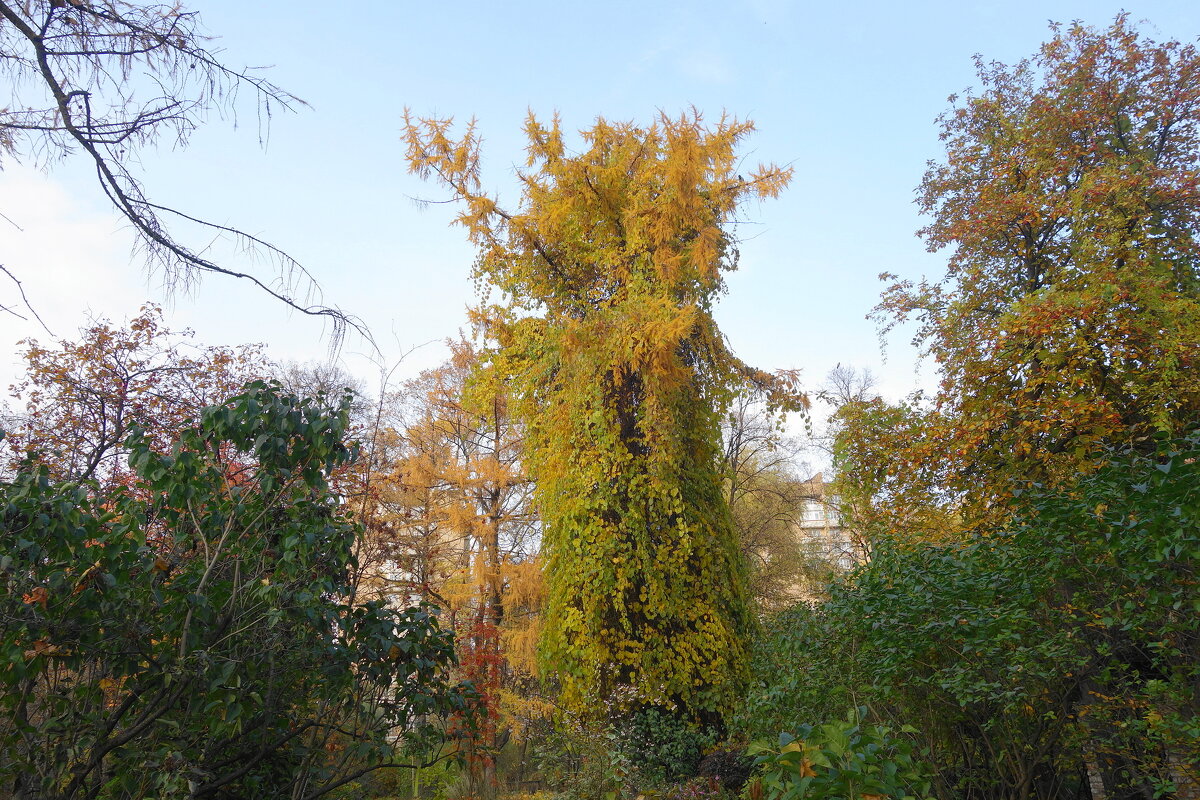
[385,340,539,799]
[870,15,1200,524]
[365,341,536,607]
[821,18,1200,798]
[2,304,265,491]
[822,368,961,549]
[407,340,535,627]
[403,111,800,726]
[830,395,962,546]
[0,0,354,331]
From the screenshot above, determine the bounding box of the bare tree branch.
[0,0,366,346]
[0,263,52,333]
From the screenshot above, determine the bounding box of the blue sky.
[1,0,1197,412]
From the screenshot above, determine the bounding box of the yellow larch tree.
[403,110,801,726]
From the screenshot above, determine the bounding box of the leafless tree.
[818,363,879,407]
[273,359,374,424]
[0,0,360,341]
[721,390,833,608]
[809,363,880,459]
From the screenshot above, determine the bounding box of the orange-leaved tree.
[403,111,801,726]
[2,304,265,492]
[375,341,541,798]
[863,16,1200,528]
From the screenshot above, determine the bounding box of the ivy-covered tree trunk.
[538,362,753,724]
[403,111,802,724]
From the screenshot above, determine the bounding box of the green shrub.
[532,714,633,800]
[615,707,717,787]
[0,382,471,799]
[532,707,719,799]
[731,603,863,741]
[793,434,1200,797]
[746,709,932,800]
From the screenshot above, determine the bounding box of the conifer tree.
[403,111,799,724]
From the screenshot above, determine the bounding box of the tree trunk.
[1084,751,1106,800]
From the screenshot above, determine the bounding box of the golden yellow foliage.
[404,111,800,724]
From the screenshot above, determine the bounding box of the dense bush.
[747,709,932,800]
[531,706,719,799]
[0,382,471,799]
[531,714,632,800]
[616,707,718,787]
[731,603,860,742]
[738,435,1200,799]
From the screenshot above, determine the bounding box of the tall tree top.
[403,110,803,411]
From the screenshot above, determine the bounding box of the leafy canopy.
[863,15,1200,525]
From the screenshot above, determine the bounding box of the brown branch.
[0,264,54,335]
[0,0,367,349]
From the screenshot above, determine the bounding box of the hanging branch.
[0,0,366,347]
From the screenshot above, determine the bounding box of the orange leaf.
[22,586,49,609]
